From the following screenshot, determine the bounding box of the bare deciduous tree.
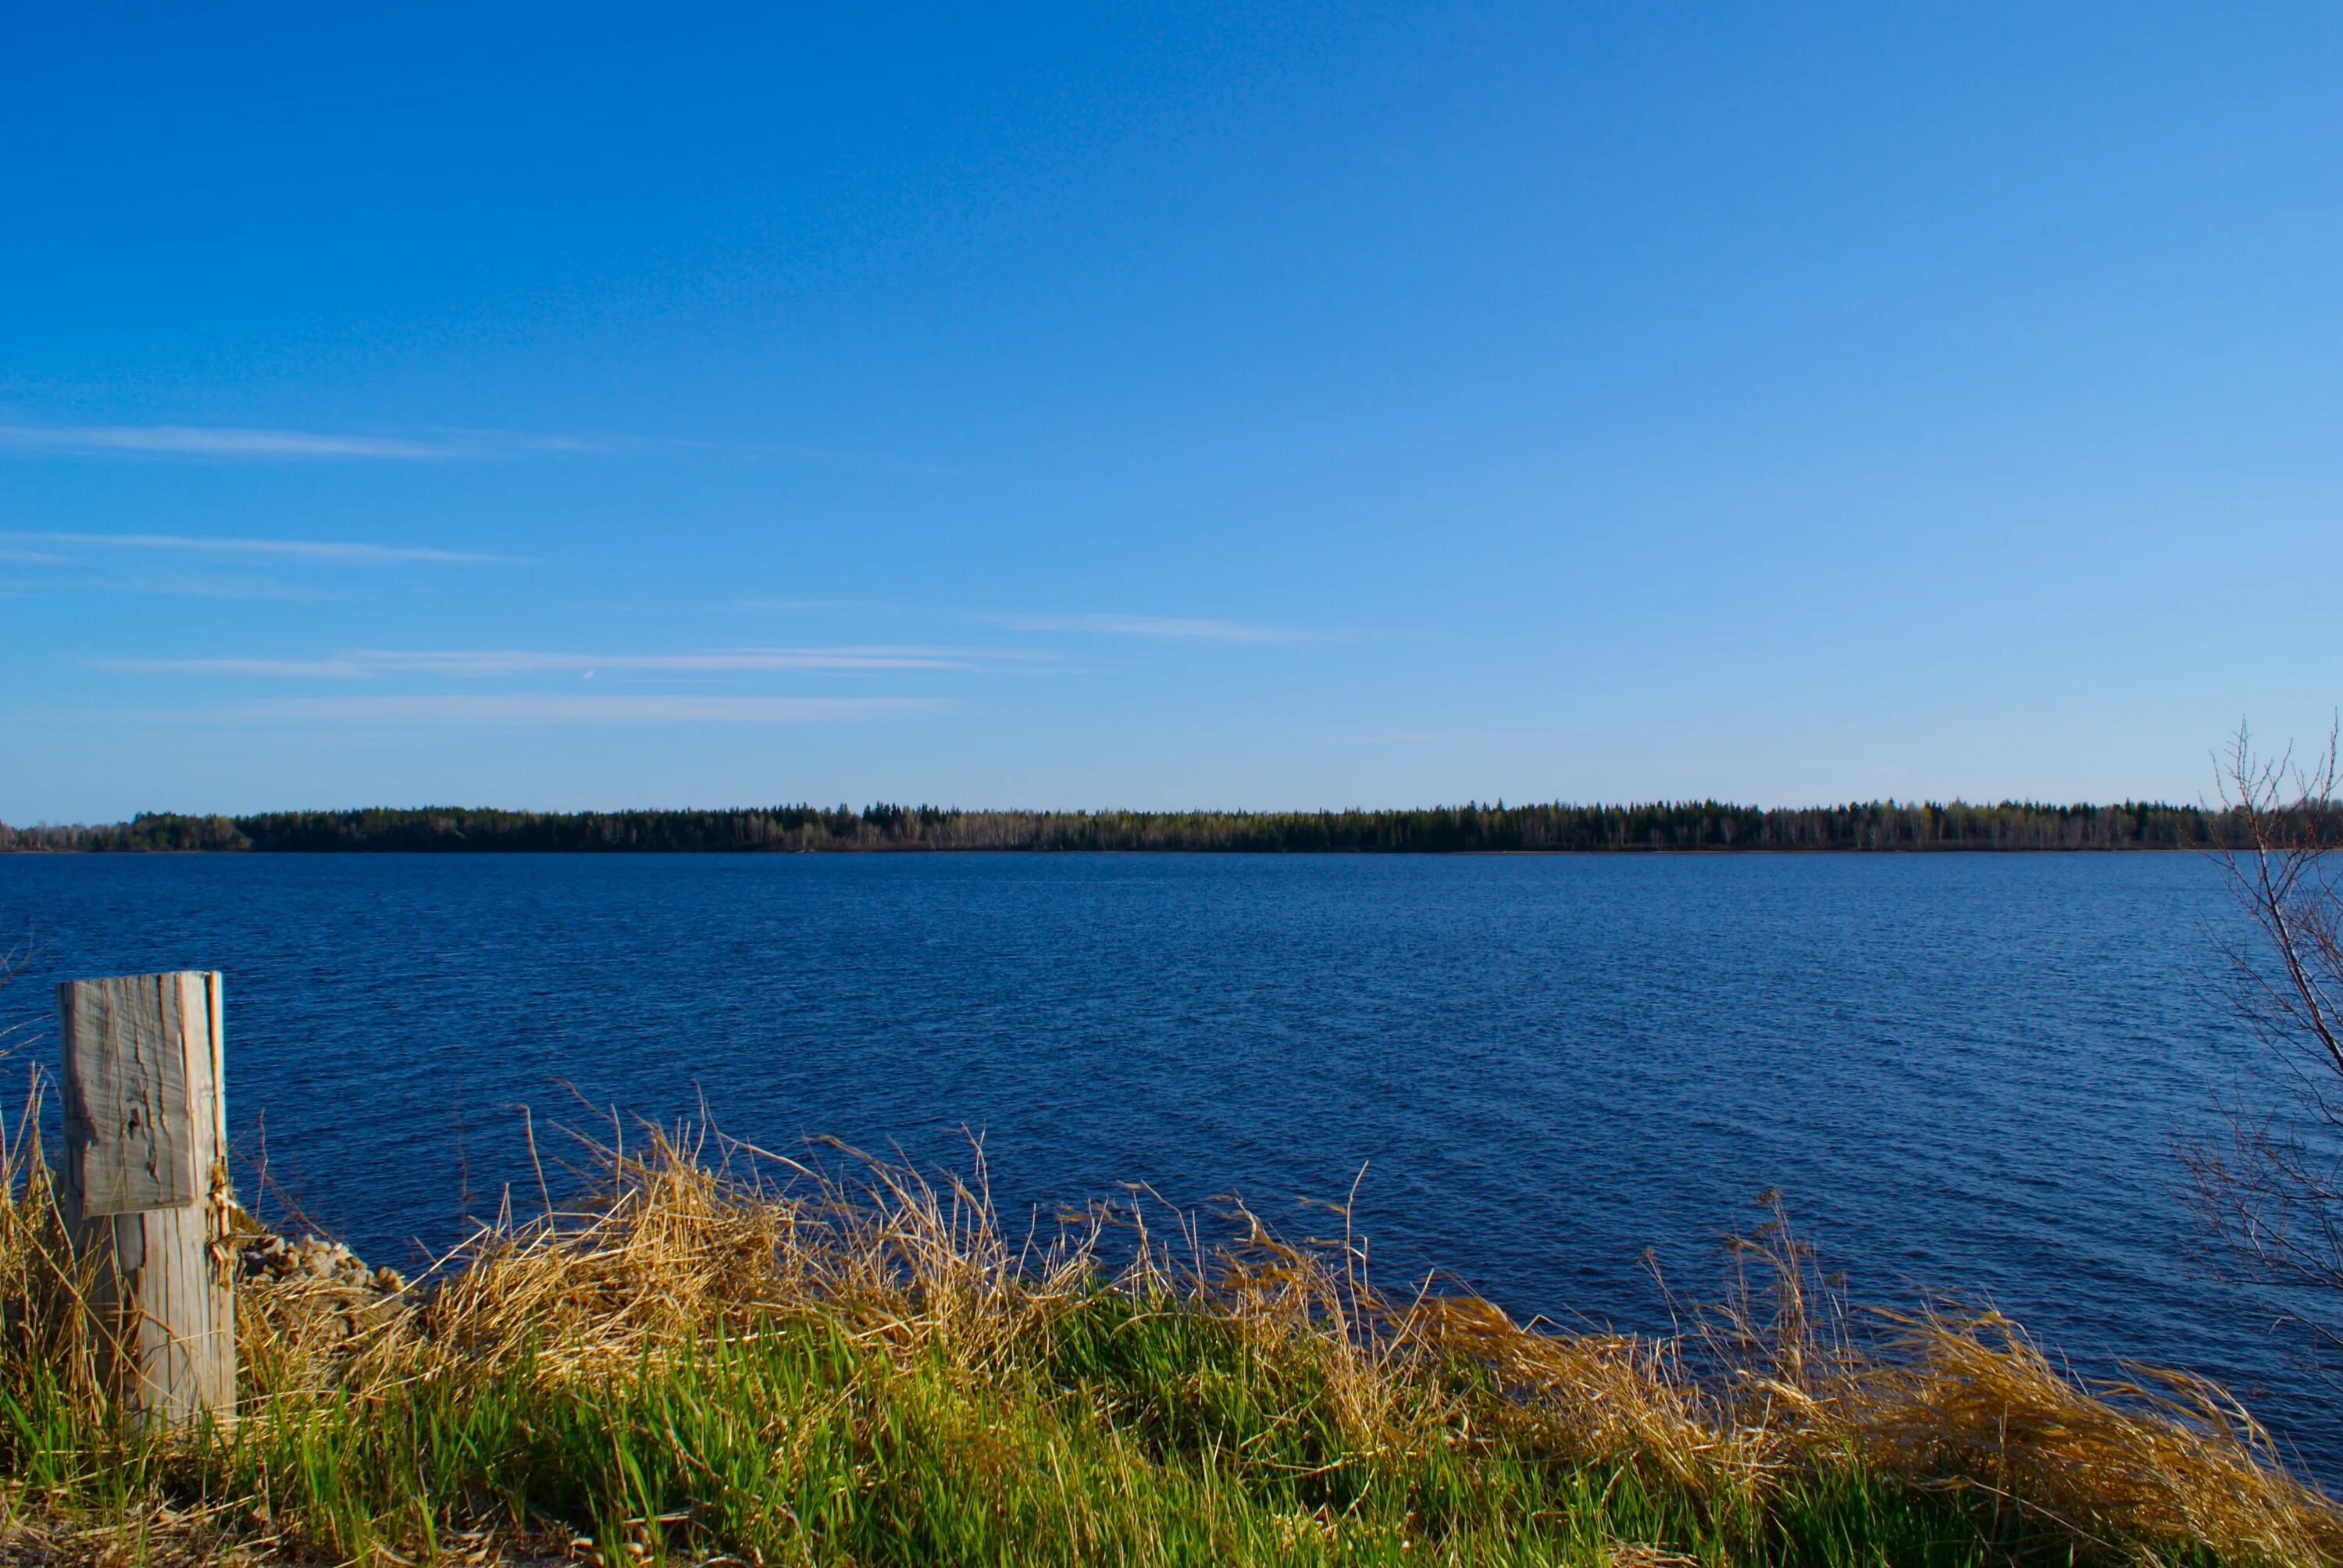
[2184,725,2343,1364]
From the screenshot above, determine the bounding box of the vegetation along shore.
[2,798,2316,853]
[4,1114,2340,1568]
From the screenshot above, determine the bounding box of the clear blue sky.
[4,6,2338,821]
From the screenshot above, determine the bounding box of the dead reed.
[2,1098,2338,1566]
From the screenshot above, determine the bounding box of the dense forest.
[0,799,2267,853]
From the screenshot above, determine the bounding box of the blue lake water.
[0,851,2332,1473]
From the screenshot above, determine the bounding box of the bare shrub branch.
[2184,722,2343,1363]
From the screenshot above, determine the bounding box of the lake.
[0,850,2330,1472]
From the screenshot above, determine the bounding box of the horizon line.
[0,796,2252,833]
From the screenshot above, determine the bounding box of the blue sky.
[4,5,2338,820]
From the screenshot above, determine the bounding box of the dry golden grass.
[1840,1310,2341,1563]
[3,1092,2340,1566]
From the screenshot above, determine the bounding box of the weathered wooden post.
[56,971,234,1427]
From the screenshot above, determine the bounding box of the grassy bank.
[2,1120,2338,1566]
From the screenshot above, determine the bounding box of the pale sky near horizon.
[3,6,2339,822]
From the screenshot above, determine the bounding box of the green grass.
[0,1295,2181,1566]
[0,1131,2324,1566]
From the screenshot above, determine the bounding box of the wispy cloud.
[215,695,944,724]
[0,422,654,461]
[98,645,1034,679]
[2,530,516,565]
[1345,730,1512,746]
[369,647,1001,675]
[2,424,458,458]
[95,657,372,679]
[999,613,1314,643]
[736,597,897,614]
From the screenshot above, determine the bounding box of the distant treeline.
[0,800,2274,853]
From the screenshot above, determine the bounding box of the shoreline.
[2,799,2262,856]
[6,1128,2335,1566]
[0,843,2232,855]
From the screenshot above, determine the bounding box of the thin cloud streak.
[2,530,518,565]
[95,657,372,679]
[100,645,1038,678]
[1344,730,1523,745]
[0,422,678,460]
[52,575,342,603]
[369,646,1002,675]
[1000,612,1314,643]
[215,695,946,723]
[736,597,899,614]
[1,423,460,458]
